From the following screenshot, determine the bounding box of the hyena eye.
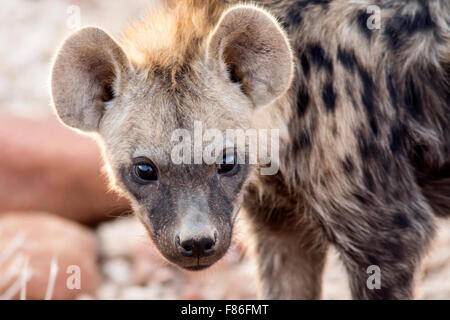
[217,152,238,176]
[132,158,158,184]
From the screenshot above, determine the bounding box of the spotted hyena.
[51,0,450,299]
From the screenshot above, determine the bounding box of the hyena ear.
[207,5,294,107]
[51,27,130,132]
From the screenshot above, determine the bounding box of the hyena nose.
[176,232,217,258]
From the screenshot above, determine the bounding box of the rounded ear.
[51,27,130,132]
[207,5,294,108]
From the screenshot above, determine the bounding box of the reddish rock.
[0,115,130,225]
[97,216,174,286]
[130,239,176,286]
[0,212,100,300]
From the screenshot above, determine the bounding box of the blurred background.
[0,0,449,300]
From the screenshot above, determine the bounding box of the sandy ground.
[1,0,449,300]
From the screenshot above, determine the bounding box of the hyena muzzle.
[51,0,449,299]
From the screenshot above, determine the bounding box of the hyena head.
[51,2,293,270]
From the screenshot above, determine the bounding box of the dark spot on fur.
[355,10,374,39]
[393,213,410,229]
[358,135,370,160]
[358,133,377,160]
[404,76,423,120]
[284,8,302,27]
[384,4,435,50]
[380,155,391,175]
[357,64,378,136]
[342,156,355,174]
[382,240,404,260]
[332,123,338,137]
[363,166,376,193]
[392,190,402,201]
[390,124,405,154]
[337,47,356,71]
[308,0,330,7]
[300,53,310,77]
[368,117,378,137]
[411,144,429,172]
[367,255,378,265]
[375,286,393,299]
[386,73,398,111]
[346,80,359,110]
[306,43,333,75]
[352,191,369,205]
[294,0,331,10]
[322,81,336,112]
[297,86,310,117]
[281,0,330,28]
[297,130,312,149]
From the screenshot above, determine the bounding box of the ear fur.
[51,27,130,132]
[207,5,294,107]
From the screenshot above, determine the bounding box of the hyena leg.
[253,228,328,299]
[244,203,328,299]
[330,186,435,299]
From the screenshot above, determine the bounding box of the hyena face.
[51,4,293,270]
[97,64,256,270]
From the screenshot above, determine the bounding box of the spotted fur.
[247,0,450,299]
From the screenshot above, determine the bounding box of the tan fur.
[123,0,226,70]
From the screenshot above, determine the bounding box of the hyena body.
[51,0,450,299]
[246,0,450,299]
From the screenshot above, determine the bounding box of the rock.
[96,281,120,300]
[97,216,146,259]
[0,115,130,225]
[0,212,100,300]
[102,259,132,286]
[129,238,175,286]
[98,216,177,287]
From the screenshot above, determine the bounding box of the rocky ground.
[2,212,449,300]
[0,0,449,300]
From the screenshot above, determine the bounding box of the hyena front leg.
[253,227,328,299]
[244,198,328,299]
[328,173,435,299]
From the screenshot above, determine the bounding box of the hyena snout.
[175,228,218,258]
[170,214,231,271]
